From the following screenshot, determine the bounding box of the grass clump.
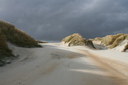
[36,40,48,43]
[0,30,14,66]
[101,34,124,46]
[0,31,13,57]
[109,34,128,49]
[62,33,87,46]
[101,35,114,46]
[0,20,41,47]
[109,35,125,49]
[125,34,128,40]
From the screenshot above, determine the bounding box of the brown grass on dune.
[0,20,42,66]
[125,34,128,40]
[0,30,14,66]
[62,33,87,46]
[0,30,13,57]
[0,21,41,47]
[101,34,124,46]
[109,35,125,49]
[101,35,113,46]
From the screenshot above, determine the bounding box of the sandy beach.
[0,43,128,85]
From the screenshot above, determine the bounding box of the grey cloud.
[0,0,128,41]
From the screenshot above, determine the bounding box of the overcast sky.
[0,0,128,41]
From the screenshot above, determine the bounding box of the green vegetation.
[62,33,87,46]
[0,20,42,66]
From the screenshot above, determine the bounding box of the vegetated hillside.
[62,33,95,48]
[0,20,41,66]
[93,33,128,52]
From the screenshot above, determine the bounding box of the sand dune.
[0,43,128,85]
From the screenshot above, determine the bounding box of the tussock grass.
[99,33,128,51]
[62,33,87,46]
[0,20,42,66]
[0,21,41,47]
[101,34,124,46]
[0,30,14,59]
[0,29,14,66]
[109,35,125,49]
[101,35,114,46]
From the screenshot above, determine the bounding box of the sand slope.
[0,43,119,85]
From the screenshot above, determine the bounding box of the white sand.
[0,43,119,85]
[114,40,128,52]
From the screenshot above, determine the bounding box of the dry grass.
[0,29,14,66]
[125,34,128,40]
[0,20,42,66]
[0,21,41,47]
[101,34,123,46]
[0,30,13,57]
[62,33,87,46]
[109,35,125,49]
[101,35,114,46]
[97,33,128,51]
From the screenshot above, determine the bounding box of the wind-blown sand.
[0,43,128,85]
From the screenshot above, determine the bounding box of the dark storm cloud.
[0,0,128,40]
